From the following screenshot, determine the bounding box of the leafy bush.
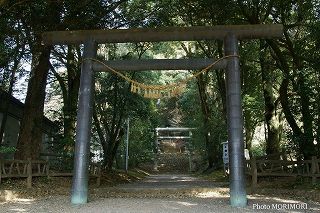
[251,142,266,157]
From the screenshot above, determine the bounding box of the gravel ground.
[1,174,320,213]
[1,196,319,213]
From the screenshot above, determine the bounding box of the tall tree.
[259,41,283,156]
[14,1,62,159]
[13,0,127,159]
[239,41,265,155]
[46,0,132,154]
[0,4,29,148]
[50,45,82,152]
[92,42,158,169]
[235,0,318,159]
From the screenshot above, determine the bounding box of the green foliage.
[41,135,74,171]
[120,0,175,27]
[93,42,167,167]
[1,0,320,164]
[251,143,266,158]
[127,118,155,167]
[179,80,227,166]
[0,145,16,154]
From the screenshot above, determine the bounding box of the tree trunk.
[104,134,117,170]
[317,82,320,155]
[296,73,315,159]
[260,41,282,156]
[244,119,254,154]
[105,129,124,170]
[94,95,125,170]
[317,97,320,156]
[263,85,282,156]
[62,45,81,151]
[285,28,315,159]
[216,41,227,119]
[268,40,315,159]
[196,74,216,169]
[15,45,52,160]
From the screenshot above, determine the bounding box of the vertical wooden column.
[153,130,159,171]
[125,118,130,172]
[0,160,2,184]
[71,38,97,204]
[251,157,257,188]
[224,34,247,207]
[311,156,317,184]
[27,158,32,188]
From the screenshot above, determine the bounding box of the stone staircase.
[156,153,190,173]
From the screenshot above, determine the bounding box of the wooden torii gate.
[42,24,283,207]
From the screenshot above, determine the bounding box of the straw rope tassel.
[144,89,149,98]
[83,55,239,99]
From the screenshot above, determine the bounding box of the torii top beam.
[93,58,226,72]
[155,127,195,132]
[42,24,283,45]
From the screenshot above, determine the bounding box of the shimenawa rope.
[83,55,238,99]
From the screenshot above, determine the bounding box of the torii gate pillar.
[71,38,97,204]
[224,34,247,207]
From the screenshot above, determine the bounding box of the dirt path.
[115,174,227,190]
[1,174,320,212]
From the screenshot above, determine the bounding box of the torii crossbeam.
[42,24,283,207]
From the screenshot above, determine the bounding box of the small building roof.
[0,90,58,134]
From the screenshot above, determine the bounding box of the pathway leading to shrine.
[115,174,226,191]
[1,173,320,212]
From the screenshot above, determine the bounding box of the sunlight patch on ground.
[195,188,229,198]
[163,200,198,210]
[0,190,35,204]
[12,198,35,204]
[176,201,198,206]
[8,208,28,212]
[0,190,19,202]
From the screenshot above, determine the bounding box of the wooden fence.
[246,156,320,187]
[0,159,101,188]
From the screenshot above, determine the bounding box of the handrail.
[246,156,319,187]
[0,159,101,188]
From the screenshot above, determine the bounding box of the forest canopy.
[0,0,320,170]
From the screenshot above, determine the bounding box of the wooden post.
[37,163,41,174]
[311,156,317,184]
[251,157,257,188]
[154,130,159,171]
[96,164,101,187]
[27,158,32,188]
[46,161,50,179]
[125,118,130,172]
[0,160,2,184]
